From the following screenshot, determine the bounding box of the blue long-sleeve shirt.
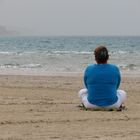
[84,64,121,107]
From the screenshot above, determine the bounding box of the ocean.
[0,36,140,75]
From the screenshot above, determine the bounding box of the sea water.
[0,36,140,75]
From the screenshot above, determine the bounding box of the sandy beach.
[0,74,139,140]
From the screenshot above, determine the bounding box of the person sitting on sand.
[78,46,126,110]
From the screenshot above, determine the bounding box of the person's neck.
[97,62,107,64]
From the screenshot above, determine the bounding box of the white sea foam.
[53,51,92,55]
[21,64,42,68]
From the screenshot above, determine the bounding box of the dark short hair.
[94,46,109,64]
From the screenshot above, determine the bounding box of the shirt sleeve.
[84,67,88,88]
[116,68,121,89]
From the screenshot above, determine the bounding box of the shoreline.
[0,68,140,77]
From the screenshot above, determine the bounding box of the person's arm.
[116,68,121,89]
[84,67,88,88]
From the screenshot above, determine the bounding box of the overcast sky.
[0,0,140,36]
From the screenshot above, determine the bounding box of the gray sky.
[0,0,140,36]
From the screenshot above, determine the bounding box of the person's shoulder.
[86,64,96,69]
[108,64,120,71]
[85,64,96,72]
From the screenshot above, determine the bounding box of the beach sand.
[0,74,139,140]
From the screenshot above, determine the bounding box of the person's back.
[84,64,120,106]
[78,46,126,109]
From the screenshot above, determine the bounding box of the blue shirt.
[84,64,120,107]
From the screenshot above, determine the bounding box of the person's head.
[94,45,109,64]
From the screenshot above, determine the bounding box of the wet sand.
[0,75,140,140]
